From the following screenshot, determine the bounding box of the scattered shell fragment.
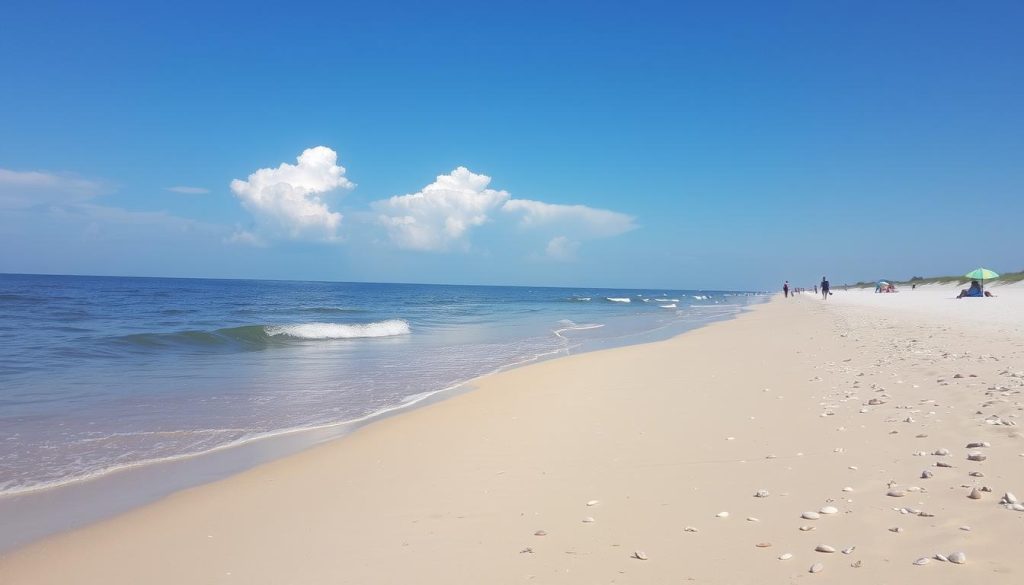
[889,527,903,533]
[632,551,648,560]
[968,471,983,477]
[799,525,815,531]
[934,553,949,562]
[914,557,931,566]
[968,488,982,500]
[936,461,954,468]
[684,526,699,532]
[966,441,990,448]
[534,530,547,536]
[842,487,853,492]
[921,470,933,479]
[778,553,793,560]
[809,562,824,573]
[933,448,950,456]
[716,511,729,518]
[815,545,836,553]
[841,546,855,554]
[851,560,862,568]
[967,452,987,462]
[747,517,760,522]
[756,542,772,548]
[802,511,821,520]
[948,551,966,564]
[754,489,769,498]
[819,506,838,515]
[582,517,595,523]
[586,500,600,506]
[887,489,907,497]
[959,526,971,532]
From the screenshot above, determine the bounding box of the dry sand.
[2,294,1023,584]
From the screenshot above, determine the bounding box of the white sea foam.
[659,303,677,308]
[606,297,631,303]
[692,295,710,300]
[265,320,411,339]
[654,298,679,302]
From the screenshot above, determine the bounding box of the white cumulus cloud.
[230,146,353,241]
[373,166,510,251]
[502,199,636,237]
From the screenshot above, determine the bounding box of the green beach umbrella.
[965,267,999,291]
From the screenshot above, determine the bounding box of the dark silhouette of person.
[821,277,830,300]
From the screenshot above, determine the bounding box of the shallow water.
[0,274,764,495]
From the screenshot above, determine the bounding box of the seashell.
[887,489,907,497]
[968,487,982,500]
[819,506,838,515]
[632,550,648,560]
[799,525,815,531]
[716,511,729,518]
[747,517,760,522]
[966,441,990,448]
[889,526,903,533]
[684,526,699,532]
[802,511,821,520]
[754,489,769,498]
[841,546,855,554]
[918,511,935,517]
[815,545,836,553]
[582,517,595,523]
[948,551,966,564]
[934,553,949,562]
[967,452,986,461]
[586,500,599,506]
[933,448,950,456]
[921,470,933,479]
[534,530,547,536]
[778,552,793,560]
[809,562,824,573]
[1011,503,1024,512]
[914,557,931,565]
[1003,492,1018,504]
[936,461,953,468]
[851,560,862,568]
[756,542,772,548]
[968,471,983,477]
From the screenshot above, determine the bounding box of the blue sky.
[1,0,1021,291]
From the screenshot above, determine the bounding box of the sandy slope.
[2,296,1023,584]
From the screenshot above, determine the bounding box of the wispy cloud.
[165,186,210,195]
[545,235,580,261]
[230,146,354,241]
[0,168,106,209]
[224,229,266,247]
[373,166,510,251]
[502,199,637,237]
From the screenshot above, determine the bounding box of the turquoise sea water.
[0,274,764,495]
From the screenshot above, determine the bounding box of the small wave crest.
[606,297,631,303]
[659,303,677,308]
[265,320,410,340]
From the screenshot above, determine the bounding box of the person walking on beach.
[783,281,789,298]
[820,276,830,300]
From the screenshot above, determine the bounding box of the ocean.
[0,273,764,497]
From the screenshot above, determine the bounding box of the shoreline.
[0,298,759,554]
[4,294,1023,583]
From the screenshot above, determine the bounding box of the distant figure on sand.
[814,285,818,294]
[957,280,994,299]
[783,281,789,298]
[820,277,830,300]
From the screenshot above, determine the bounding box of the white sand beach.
[2,293,1024,584]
